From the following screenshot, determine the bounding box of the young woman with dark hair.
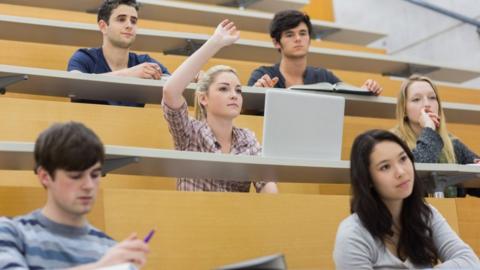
[333,129,478,269]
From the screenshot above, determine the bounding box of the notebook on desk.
[288,82,373,96]
[216,253,287,270]
[262,89,345,161]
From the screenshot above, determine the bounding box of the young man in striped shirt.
[0,122,149,269]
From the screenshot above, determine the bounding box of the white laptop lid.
[262,89,345,161]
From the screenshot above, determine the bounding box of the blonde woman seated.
[162,20,277,193]
[334,129,479,269]
[391,75,479,196]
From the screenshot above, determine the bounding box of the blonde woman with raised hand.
[162,20,278,193]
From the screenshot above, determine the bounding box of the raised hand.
[163,20,240,109]
[211,19,240,48]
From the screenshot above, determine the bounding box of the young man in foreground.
[0,122,149,269]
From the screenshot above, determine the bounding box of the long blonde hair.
[391,75,456,163]
[194,65,239,120]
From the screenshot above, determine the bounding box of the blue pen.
[143,229,155,243]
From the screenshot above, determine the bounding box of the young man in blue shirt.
[68,0,169,106]
[0,122,150,269]
[248,10,383,95]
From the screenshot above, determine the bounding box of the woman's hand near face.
[419,108,440,130]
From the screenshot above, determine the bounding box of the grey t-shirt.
[333,205,479,269]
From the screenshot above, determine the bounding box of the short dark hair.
[350,129,438,266]
[34,122,105,177]
[97,0,139,23]
[270,10,313,43]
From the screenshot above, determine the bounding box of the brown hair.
[97,0,139,23]
[34,122,105,177]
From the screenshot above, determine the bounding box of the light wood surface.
[102,189,351,270]
[0,169,344,195]
[0,1,385,46]
[2,64,479,124]
[0,39,478,106]
[1,96,477,157]
[0,96,478,194]
[189,0,310,13]
[303,0,334,21]
[426,198,459,232]
[456,198,480,256]
[0,3,385,54]
[101,190,470,269]
[0,2,478,196]
[0,170,177,190]
[0,14,476,82]
[0,187,476,269]
[1,141,478,190]
[0,186,105,230]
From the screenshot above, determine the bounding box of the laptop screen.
[262,89,345,161]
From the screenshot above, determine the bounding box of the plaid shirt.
[162,101,267,192]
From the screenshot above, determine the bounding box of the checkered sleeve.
[161,100,194,150]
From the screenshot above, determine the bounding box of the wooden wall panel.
[103,190,351,270]
[0,4,384,54]
[0,170,176,191]
[456,198,480,256]
[1,38,478,104]
[1,96,479,195]
[0,186,105,230]
[303,0,335,22]
[101,190,465,269]
[0,3,478,196]
[0,187,474,270]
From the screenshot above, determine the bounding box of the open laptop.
[262,89,345,161]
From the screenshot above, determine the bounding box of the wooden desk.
[1,142,478,189]
[0,0,384,45]
[0,186,106,230]
[2,64,479,124]
[187,0,309,13]
[0,186,475,270]
[0,15,477,83]
[100,190,467,269]
[0,64,168,104]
